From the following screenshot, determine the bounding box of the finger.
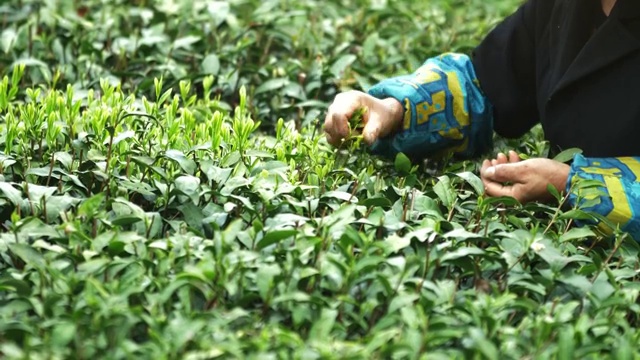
[323,113,338,146]
[508,150,520,163]
[480,159,492,176]
[482,163,524,184]
[363,112,382,145]
[483,180,515,198]
[331,112,351,142]
[491,159,498,167]
[325,92,366,143]
[496,152,508,165]
[323,114,346,147]
[480,159,493,193]
[332,91,366,120]
[364,95,408,145]
[324,131,336,147]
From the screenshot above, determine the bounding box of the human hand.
[324,90,404,147]
[480,151,571,203]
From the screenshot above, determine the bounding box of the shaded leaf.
[257,229,297,250]
[394,152,412,174]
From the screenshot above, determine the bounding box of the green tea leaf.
[394,152,412,175]
[467,328,498,360]
[202,53,220,75]
[349,106,367,131]
[255,78,289,95]
[553,148,582,163]
[257,229,298,250]
[164,150,197,175]
[559,227,596,242]
[457,171,485,195]
[77,193,105,218]
[308,308,338,340]
[557,326,575,360]
[330,54,357,78]
[9,243,45,270]
[434,175,456,208]
[0,182,22,206]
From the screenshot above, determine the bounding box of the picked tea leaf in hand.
[337,106,368,150]
[349,106,367,132]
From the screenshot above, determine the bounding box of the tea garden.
[0,0,639,358]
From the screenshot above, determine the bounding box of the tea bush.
[1,0,639,359]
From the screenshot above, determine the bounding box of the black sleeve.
[472,0,544,139]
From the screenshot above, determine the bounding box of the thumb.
[483,179,516,199]
[482,163,522,183]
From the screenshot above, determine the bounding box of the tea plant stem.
[409,189,416,220]
[259,36,274,67]
[102,135,114,202]
[126,155,131,178]
[41,197,47,223]
[543,186,572,235]
[38,137,44,160]
[591,234,626,285]
[447,199,457,222]
[418,245,432,292]
[28,17,33,58]
[23,181,35,216]
[46,153,54,186]
[348,179,359,203]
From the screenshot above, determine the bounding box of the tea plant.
[2,0,520,128]
[1,0,639,359]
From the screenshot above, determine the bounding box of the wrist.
[381,97,404,131]
[554,163,571,194]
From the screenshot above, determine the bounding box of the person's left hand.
[480,150,571,203]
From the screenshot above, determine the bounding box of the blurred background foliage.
[1,0,520,128]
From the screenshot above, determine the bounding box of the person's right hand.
[480,151,570,203]
[324,90,404,147]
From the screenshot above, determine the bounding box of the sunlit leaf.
[0,182,22,206]
[164,150,197,175]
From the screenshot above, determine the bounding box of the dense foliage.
[1,0,639,359]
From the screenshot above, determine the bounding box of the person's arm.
[566,154,640,240]
[366,53,493,159]
[365,0,545,160]
[479,152,640,241]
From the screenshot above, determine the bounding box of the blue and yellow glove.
[367,53,494,160]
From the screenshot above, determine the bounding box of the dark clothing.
[472,0,640,157]
[593,5,607,30]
